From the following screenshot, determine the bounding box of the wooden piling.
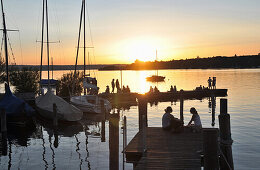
[203,129,219,170]
[180,97,184,122]
[138,97,147,131]
[53,103,58,127]
[1,109,7,133]
[219,99,234,170]
[109,113,119,170]
[211,95,216,126]
[101,120,106,142]
[1,109,7,156]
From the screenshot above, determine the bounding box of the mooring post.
[211,95,216,126]
[1,109,7,133]
[203,129,219,170]
[53,103,58,127]
[219,99,234,170]
[138,97,147,131]
[180,97,184,122]
[1,109,7,156]
[101,120,106,142]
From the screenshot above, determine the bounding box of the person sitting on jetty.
[105,85,110,94]
[154,86,160,93]
[126,85,131,93]
[162,106,183,133]
[122,85,126,93]
[149,86,153,93]
[187,107,202,132]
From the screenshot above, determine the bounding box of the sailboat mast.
[156,50,158,77]
[40,0,45,89]
[0,0,9,85]
[72,0,84,95]
[83,0,86,95]
[45,0,50,89]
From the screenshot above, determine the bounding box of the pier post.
[180,97,184,122]
[1,109,7,133]
[109,112,119,170]
[219,99,234,170]
[101,120,106,142]
[1,109,7,156]
[211,95,216,126]
[53,103,58,127]
[203,129,219,170]
[138,97,147,131]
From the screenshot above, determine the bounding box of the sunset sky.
[2,0,260,65]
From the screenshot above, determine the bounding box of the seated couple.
[162,106,202,133]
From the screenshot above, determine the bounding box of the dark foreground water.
[0,69,259,170]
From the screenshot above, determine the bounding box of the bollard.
[219,99,234,170]
[138,97,147,131]
[53,103,58,127]
[203,129,219,170]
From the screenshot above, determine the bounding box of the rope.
[6,34,16,64]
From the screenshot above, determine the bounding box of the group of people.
[162,106,202,133]
[105,79,131,94]
[208,77,216,89]
[149,86,160,93]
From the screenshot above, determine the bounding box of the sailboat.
[70,0,111,114]
[35,0,83,122]
[146,50,165,82]
[0,0,35,123]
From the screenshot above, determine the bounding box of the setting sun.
[120,37,164,62]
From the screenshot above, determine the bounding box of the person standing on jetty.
[208,77,212,89]
[212,77,216,89]
[116,79,120,93]
[111,79,115,93]
[162,106,183,133]
[187,107,202,132]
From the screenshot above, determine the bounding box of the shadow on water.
[0,108,124,170]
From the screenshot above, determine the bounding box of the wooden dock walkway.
[125,127,217,170]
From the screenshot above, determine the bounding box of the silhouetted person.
[154,86,159,93]
[126,85,130,93]
[105,85,110,94]
[111,79,115,93]
[122,85,126,93]
[116,79,120,93]
[174,85,177,92]
[162,106,183,133]
[212,77,216,89]
[208,77,212,89]
[149,86,153,93]
[170,85,174,92]
[187,107,202,132]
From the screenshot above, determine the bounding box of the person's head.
[165,106,172,113]
[112,79,114,81]
[190,107,197,114]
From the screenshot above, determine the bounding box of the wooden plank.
[125,127,218,170]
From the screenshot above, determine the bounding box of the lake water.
[0,69,259,170]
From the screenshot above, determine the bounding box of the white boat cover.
[36,90,83,121]
[83,78,98,90]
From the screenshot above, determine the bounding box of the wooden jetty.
[99,89,227,106]
[125,127,216,169]
[123,98,234,170]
